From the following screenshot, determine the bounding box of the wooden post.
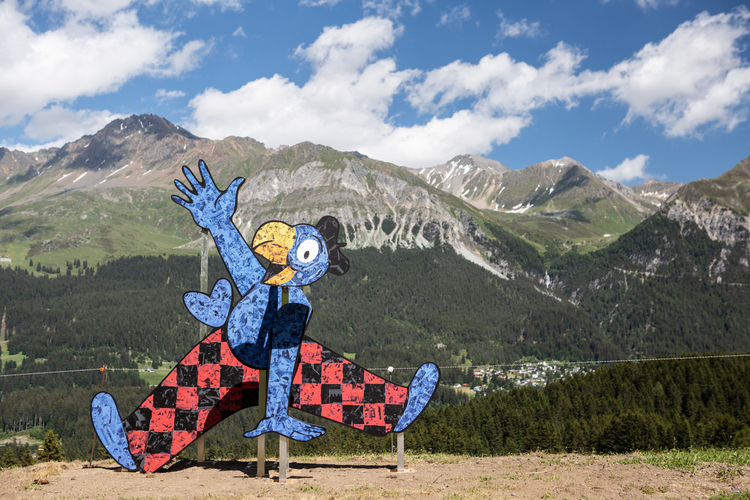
[397,432,404,472]
[256,369,266,477]
[388,367,394,461]
[197,229,208,463]
[89,365,107,466]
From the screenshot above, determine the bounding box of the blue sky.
[1,0,749,184]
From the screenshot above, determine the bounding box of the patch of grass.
[710,491,750,500]
[23,460,65,490]
[1,340,27,371]
[137,362,176,386]
[0,426,45,445]
[717,467,745,481]
[298,484,323,492]
[619,448,750,472]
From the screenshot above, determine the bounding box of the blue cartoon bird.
[171,160,351,441]
[90,160,439,473]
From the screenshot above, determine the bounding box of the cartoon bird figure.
[172,160,350,441]
[90,160,439,473]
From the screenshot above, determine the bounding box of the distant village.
[456,361,595,396]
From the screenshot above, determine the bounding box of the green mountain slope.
[548,155,750,356]
[0,115,542,280]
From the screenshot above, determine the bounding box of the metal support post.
[397,432,404,472]
[279,436,289,483]
[197,229,208,463]
[256,369,266,477]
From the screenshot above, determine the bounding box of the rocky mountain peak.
[45,114,204,174]
[447,154,510,174]
[416,154,509,208]
[675,155,750,214]
[631,179,683,207]
[99,114,201,142]
[539,157,582,170]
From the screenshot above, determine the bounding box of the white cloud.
[188,9,750,169]
[600,0,680,9]
[187,16,539,167]
[362,0,420,19]
[596,154,650,183]
[155,89,187,102]
[300,0,346,6]
[407,42,590,116]
[0,2,209,129]
[189,17,423,162]
[605,7,750,137]
[634,0,680,10]
[414,7,750,139]
[438,5,470,27]
[2,106,124,151]
[46,0,137,20]
[496,11,542,40]
[232,26,246,37]
[155,39,213,76]
[189,0,244,10]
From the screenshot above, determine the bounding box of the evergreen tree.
[20,446,35,466]
[38,430,65,462]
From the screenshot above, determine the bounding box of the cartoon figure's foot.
[184,279,232,328]
[393,363,440,433]
[91,392,137,470]
[244,416,326,442]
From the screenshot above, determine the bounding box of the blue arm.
[172,160,264,296]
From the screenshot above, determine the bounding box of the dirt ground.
[1,453,748,500]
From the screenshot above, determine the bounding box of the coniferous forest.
[1,243,750,461]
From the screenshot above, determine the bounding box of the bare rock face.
[662,158,750,283]
[668,198,750,248]
[665,155,750,264]
[228,151,513,278]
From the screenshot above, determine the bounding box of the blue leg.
[393,363,440,433]
[244,303,326,442]
[91,392,137,470]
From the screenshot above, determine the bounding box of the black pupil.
[304,251,310,260]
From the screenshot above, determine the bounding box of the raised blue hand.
[171,160,243,231]
[171,160,263,295]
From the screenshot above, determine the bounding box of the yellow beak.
[252,221,297,285]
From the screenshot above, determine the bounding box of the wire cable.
[3,353,750,378]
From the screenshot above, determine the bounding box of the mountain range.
[1,115,517,276]
[416,154,681,254]
[2,114,750,361]
[0,114,684,273]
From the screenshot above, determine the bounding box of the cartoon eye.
[296,238,320,264]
